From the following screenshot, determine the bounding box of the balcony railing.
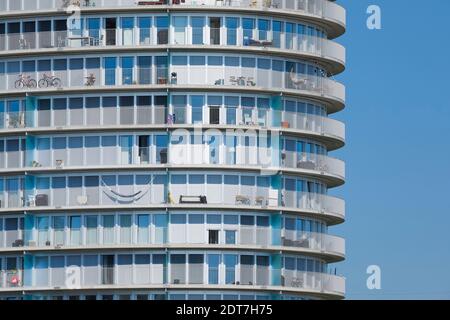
[0,184,345,218]
[0,108,345,142]
[0,1,346,29]
[2,227,344,257]
[0,68,345,103]
[0,266,344,296]
[0,29,345,67]
[281,271,345,295]
[281,151,345,179]
[0,143,344,180]
[281,231,345,255]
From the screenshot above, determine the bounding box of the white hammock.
[100,176,155,203]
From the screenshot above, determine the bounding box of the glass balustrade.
[0,213,345,256]
[0,0,346,29]
[0,252,345,295]
[0,140,345,179]
[0,173,345,219]
[0,29,345,67]
[0,107,344,142]
[0,68,344,104]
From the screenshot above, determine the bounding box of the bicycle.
[85,73,96,86]
[38,74,62,88]
[291,277,303,288]
[14,74,37,89]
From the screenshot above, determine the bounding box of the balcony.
[0,29,345,73]
[0,219,344,258]
[0,270,22,289]
[0,141,345,184]
[0,1,346,36]
[281,231,345,256]
[0,68,344,107]
[0,107,345,145]
[281,271,344,295]
[0,259,344,297]
[0,191,345,221]
[281,151,345,180]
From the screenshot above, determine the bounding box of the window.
[155,134,168,164]
[224,56,239,67]
[272,20,282,48]
[102,215,115,244]
[191,17,204,44]
[53,59,67,71]
[156,16,168,44]
[171,214,186,225]
[170,254,186,284]
[172,56,187,66]
[208,230,219,244]
[188,254,204,284]
[224,254,237,284]
[208,254,220,284]
[225,230,236,244]
[258,19,270,40]
[101,255,114,285]
[226,17,238,45]
[257,216,269,227]
[139,17,152,45]
[209,17,221,44]
[224,215,238,225]
[103,57,117,85]
[225,96,238,125]
[155,57,168,85]
[137,56,152,84]
[241,215,254,226]
[86,58,100,69]
[190,95,204,124]
[121,17,135,45]
[242,58,256,68]
[206,214,221,224]
[172,95,187,124]
[188,214,204,224]
[85,215,98,245]
[36,216,49,246]
[105,18,117,46]
[242,18,255,44]
[69,216,81,246]
[137,214,150,244]
[52,216,65,246]
[121,57,134,85]
[173,16,187,44]
[69,58,83,70]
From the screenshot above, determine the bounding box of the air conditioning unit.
[28,240,37,247]
[77,195,88,205]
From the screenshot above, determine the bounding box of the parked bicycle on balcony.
[14,74,37,89]
[38,74,62,88]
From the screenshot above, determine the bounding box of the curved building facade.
[0,0,345,300]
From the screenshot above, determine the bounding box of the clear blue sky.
[332,0,450,299]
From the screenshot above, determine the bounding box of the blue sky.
[332,0,450,299]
